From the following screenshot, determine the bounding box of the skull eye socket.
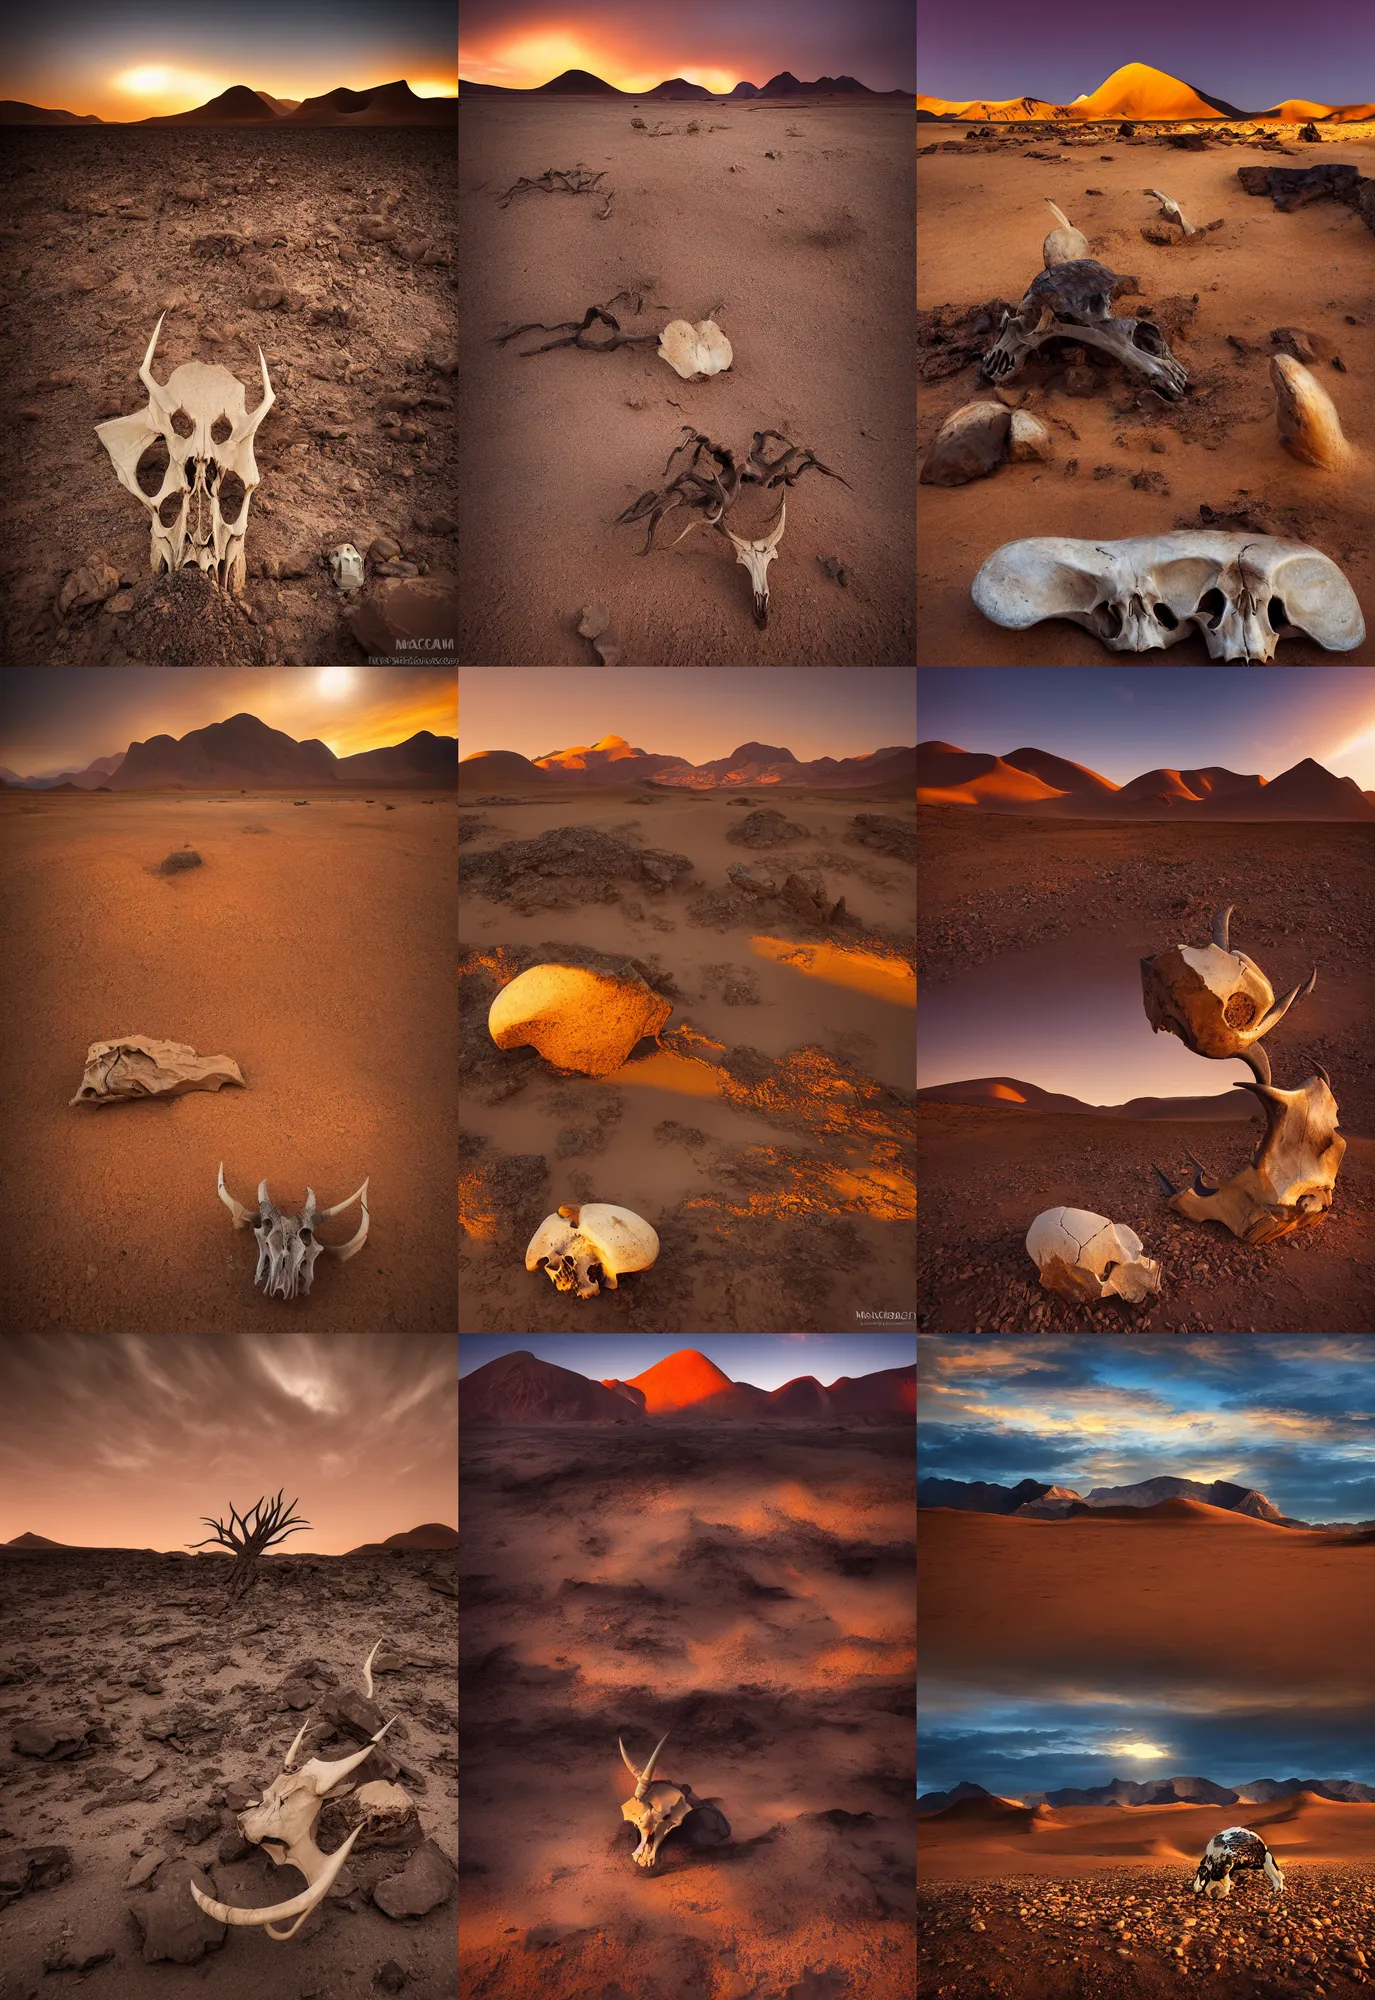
[1195,588,1227,629]
[158,493,183,527]
[211,413,233,445]
[170,407,195,439]
[136,437,170,495]
[1152,603,1180,630]
[218,470,247,523]
[1099,601,1124,640]
[1268,596,1287,632]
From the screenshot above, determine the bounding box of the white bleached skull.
[189,1642,401,1941]
[217,1164,370,1300]
[619,1733,690,1869]
[972,532,1365,660]
[525,1202,659,1299]
[725,498,786,627]
[95,314,274,594]
[1026,1207,1163,1305]
[1142,905,1315,1074]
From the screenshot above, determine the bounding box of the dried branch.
[613,426,852,554]
[496,167,607,208]
[493,303,660,357]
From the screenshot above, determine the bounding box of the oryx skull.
[726,498,787,626]
[217,1164,370,1300]
[1155,1069,1345,1244]
[525,1203,659,1299]
[972,532,1365,660]
[95,314,274,594]
[980,259,1189,400]
[189,1642,400,1940]
[619,1733,690,1869]
[1026,1207,1163,1305]
[1141,905,1315,1084]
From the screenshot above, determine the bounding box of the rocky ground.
[918,1868,1374,2000]
[0,1548,457,1999]
[0,127,456,665]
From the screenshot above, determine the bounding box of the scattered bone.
[657,319,732,380]
[981,260,1188,401]
[1141,906,1317,1083]
[1155,1068,1345,1244]
[1144,187,1195,232]
[71,1037,245,1105]
[1042,200,1088,267]
[527,1204,660,1300]
[972,531,1365,660]
[1271,355,1352,469]
[919,401,1010,486]
[217,1166,370,1300]
[1026,1208,1162,1306]
[496,167,607,208]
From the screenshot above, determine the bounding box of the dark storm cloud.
[0,1335,456,1553]
[918,1425,1086,1480]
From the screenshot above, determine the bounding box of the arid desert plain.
[459,781,917,1330]
[459,100,916,664]
[0,790,457,1331]
[918,121,1375,662]
[459,1415,915,2000]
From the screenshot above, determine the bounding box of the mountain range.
[917,62,1375,123]
[916,1076,1264,1122]
[917,741,1375,820]
[1,714,456,790]
[917,1777,1375,1813]
[459,736,916,792]
[461,1348,915,1423]
[917,1475,1309,1525]
[3,1524,455,1553]
[0,81,454,125]
[458,68,912,101]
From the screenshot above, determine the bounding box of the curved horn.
[302,1187,317,1228]
[138,313,170,411]
[1183,1147,1218,1196]
[1310,1059,1331,1087]
[282,1719,312,1771]
[189,1823,365,1940]
[242,347,275,439]
[316,1176,369,1221]
[1255,966,1316,1038]
[1211,905,1233,951]
[1152,1162,1181,1196]
[636,1732,669,1798]
[322,1180,370,1262]
[1240,1043,1272,1087]
[760,496,786,549]
[257,1178,272,1210]
[362,1638,382,1700]
[217,1163,258,1230]
[299,1718,396,1797]
[619,1736,640,1781]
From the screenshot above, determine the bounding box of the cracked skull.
[1026,1207,1163,1305]
[525,1203,659,1299]
[619,1734,690,1869]
[1141,905,1315,1081]
[217,1165,370,1300]
[980,259,1189,400]
[189,1642,401,1940]
[95,314,274,593]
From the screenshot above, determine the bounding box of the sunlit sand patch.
[612,1048,726,1096]
[457,1168,499,1240]
[751,935,917,1006]
[687,1146,915,1222]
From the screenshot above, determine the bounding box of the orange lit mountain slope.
[626,1347,740,1412]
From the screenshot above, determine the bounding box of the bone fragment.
[1026,1207,1162,1306]
[1042,200,1088,266]
[72,1037,245,1105]
[657,319,732,380]
[1271,355,1351,469]
[488,963,672,1076]
[1007,410,1053,462]
[1144,188,1195,232]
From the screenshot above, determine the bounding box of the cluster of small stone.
[918,1869,1373,1997]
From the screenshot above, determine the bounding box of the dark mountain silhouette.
[462,738,917,791]
[727,82,761,99]
[458,750,550,792]
[920,1474,1306,1525]
[0,100,103,123]
[765,1376,833,1417]
[337,730,457,785]
[105,713,455,789]
[924,1774,1375,1811]
[826,1365,915,1418]
[918,741,1372,820]
[458,69,908,100]
[288,80,454,125]
[600,1379,649,1411]
[5,1532,71,1548]
[140,84,284,125]
[918,1478,1054,1514]
[461,1351,647,1422]
[1001,747,1120,796]
[463,1349,914,1423]
[917,1781,994,1813]
[646,78,715,100]
[916,1076,1263,1122]
[346,1523,459,1552]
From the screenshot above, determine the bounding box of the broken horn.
[189,1823,367,1940]
[138,312,170,411]
[1255,967,1317,1038]
[217,1163,258,1230]
[1212,905,1234,951]
[321,1178,369,1262]
[362,1638,383,1701]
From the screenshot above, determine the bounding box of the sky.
[0,668,458,778]
[917,668,1375,791]
[0,1334,457,1553]
[459,1334,916,1389]
[917,1336,1375,1523]
[460,0,915,93]
[918,0,1375,109]
[2,0,456,119]
[458,668,915,763]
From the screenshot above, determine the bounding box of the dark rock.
[43,1942,114,1973]
[157,849,202,874]
[377,1964,408,1994]
[919,399,1010,485]
[12,1721,88,1758]
[725,808,809,848]
[0,1845,71,1905]
[320,1690,389,1744]
[726,863,778,896]
[679,1801,732,1845]
[847,814,916,863]
[1118,122,1136,137]
[128,1857,226,1964]
[348,574,457,660]
[781,869,828,919]
[462,826,693,913]
[1064,364,1098,395]
[1299,122,1321,141]
[217,1830,251,1863]
[223,1782,258,1812]
[1236,162,1361,210]
[1165,132,1209,150]
[168,1807,222,1844]
[1270,325,1342,366]
[373,1839,455,1918]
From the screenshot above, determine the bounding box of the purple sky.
[919,0,1374,107]
[458,1334,915,1390]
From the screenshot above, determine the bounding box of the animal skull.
[526,1203,659,1299]
[189,1642,400,1940]
[980,259,1189,400]
[1155,1070,1345,1244]
[725,498,786,626]
[1142,906,1316,1083]
[1026,1208,1163,1304]
[217,1165,370,1300]
[95,315,274,594]
[619,1733,691,1869]
[972,533,1365,660]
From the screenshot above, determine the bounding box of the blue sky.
[459,1334,915,1390]
[918,1337,1375,1523]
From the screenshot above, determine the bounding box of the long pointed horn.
[1152,1163,1181,1196]
[1310,1059,1331,1087]
[362,1638,382,1700]
[242,347,275,439]
[1255,967,1316,1038]
[139,314,169,409]
[1212,905,1233,951]
[217,1163,258,1229]
[1240,1044,1272,1087]
[322,1180,369,1262]
[299,1718,396,1797]
[761,496,786,549]
[282,1718,312,1771]
[189,1824,365,1940]
[619,1736,640,1780]
[316,1176,369,1221]
[636,1733,669,1798]
[1183,1147,1217,1196]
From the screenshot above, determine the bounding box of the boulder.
[725,808,809,847]
[373,1839,455,1919]
[12,1720,88,1759]
[347,574,457,660]
[489,963,672,1076]
[128,1857,226,1964]
[0,1845,71,1907]
[919,400,1010,486]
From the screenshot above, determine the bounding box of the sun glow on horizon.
[459,29,741,94]
[113,63,229,111]
[1111,1741,1170,1759]
[1325,717,1375,791]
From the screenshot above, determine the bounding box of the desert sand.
[918,1507,1375,1689]
[917,126,1375,662]
[0,1544,457,1996]
[458,1422,915,2000]
[459,784,916,1331]
[458,100,916,664]
[0,790,457,1331]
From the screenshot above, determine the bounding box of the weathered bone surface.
[95,316,273,594]
[217,1165,370,1300]
[1271,355,1352,469]
[657,319,733,380]
[972,532,1365,660]
[1007,410,1053,462]
[616,1733,732,1868]
[489,962,672,1075]
[526,1203,659,1299]
[724,497,786,627]
[1144,188,1195,233]
[70,1036,245,1105]
[1155,1071,1345,1244]
[980,259,1188,399]
[1026,1207,1163,1305]
[1141,904,1316,1084]
[1043,200,1088,266]
[189,1642,402,1941]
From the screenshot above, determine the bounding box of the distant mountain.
[918,741,1373,820]
[920,1475,1307,1525]
[116,713,340,788]
[464,738,918,791]
[337,731,457,785]
[826,1365,915,1418]
[140,84,285,124]
[5,1531,70,1548]
[627,1349,765,1419]
[727,82,761,99]
[765,1375,833,1418]
[926,1774,1375,1811]
[464,1349,914,1424]
[1079,1477,1299,1523]
[646,78,715,100]
[461,1351,642,1423]
[458,750,549,792]
[600,1378,648,1411]
[458,69,908,100]
[288,80,454,125]
[347,1523,459,1552]
[1234,1779,1375,1804]
[0,100,103,123]
[1001,747,1120,796]
[917,1781,996,1814]
[916,1077,1262,1122]
[918,1477,1055,1514]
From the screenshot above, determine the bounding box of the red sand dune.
[916,742,1066,807]
[627,1347,738,1412]
[918,61,1375,123]
[1066,1497,1297,1527]
[1001,748,1120,796]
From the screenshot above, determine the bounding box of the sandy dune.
[459,100,915,664]
[459,1423,915,2000]
[0,791,456,1331]
[918,1509,1374,1691]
